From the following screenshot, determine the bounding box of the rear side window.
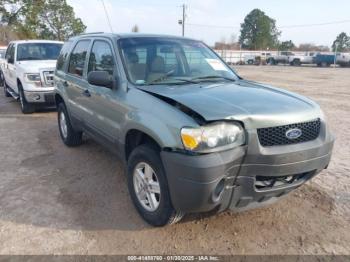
[68,40,90,77]
[88,40,115,76]
[57,41,73,71]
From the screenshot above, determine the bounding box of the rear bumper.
[24,91,55,105]
[161,121,334,213]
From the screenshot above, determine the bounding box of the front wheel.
[267,58,275,65]
[127,144,183,226]
[18,86,35,114]
[292,59,301,66]
[57,103,83,147]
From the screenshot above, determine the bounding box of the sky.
[67,0,350,47]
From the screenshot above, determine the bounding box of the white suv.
[0,40,63,113]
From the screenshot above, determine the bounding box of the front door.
[84,39,124,148]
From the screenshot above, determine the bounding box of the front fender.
[122,111,184,149]
[121,87,200,149]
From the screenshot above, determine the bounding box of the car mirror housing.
[87,71,114,89]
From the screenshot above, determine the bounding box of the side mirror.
[87,71,113,89]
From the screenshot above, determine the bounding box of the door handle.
[82,89,91,97]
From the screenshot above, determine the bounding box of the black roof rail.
[78,32,105,36]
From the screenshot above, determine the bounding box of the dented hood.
[138,80,322,129]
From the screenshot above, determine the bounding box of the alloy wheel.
[59,111,68,138]
[133,162,161,212]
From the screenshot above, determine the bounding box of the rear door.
[64,39,92,122]
[83,38,124,147]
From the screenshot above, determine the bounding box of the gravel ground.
[0,66,349,255]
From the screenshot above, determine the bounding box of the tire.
[57,103,83,147]
[0,71,3,86]
[247,60,254,65]
[292,59,301,66]
[1,73,11,97]
[3,82,11,98]
[18,84,35,114]
[127,144,184,226]
[267,58,275,65]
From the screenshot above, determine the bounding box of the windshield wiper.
[147,69,198,85]
[147,70,175,84]
[148,78,198,85]
[190,75,236,82]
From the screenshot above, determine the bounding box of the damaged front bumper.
[161,119,334,213]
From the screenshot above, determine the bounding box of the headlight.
[24,73,41,83]
[181,122,245,153]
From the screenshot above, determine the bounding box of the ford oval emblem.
[286,128,302,140]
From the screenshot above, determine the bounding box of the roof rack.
[78,32,105,36]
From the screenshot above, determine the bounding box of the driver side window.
[88,40,115,76]
[68,40,90,77]
[6,44,15,64]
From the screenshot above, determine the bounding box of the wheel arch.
[17,78,22,88]
[124,129,163,161]
[55,93,65,107]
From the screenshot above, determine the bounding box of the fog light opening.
[34,95,41,101]
[212,179,225,202]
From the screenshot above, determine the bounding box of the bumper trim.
[229,170,317,212]
[23,91,55,104]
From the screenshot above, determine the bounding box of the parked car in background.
[0,40,63,113]
[313,53,335,67]
[54,33,334,226]
[0,46,6,59]
[244,54,256,65]
[289,52,315,66]
[267,51,294,65]
[336,53,350,67]
[0,46,7,87]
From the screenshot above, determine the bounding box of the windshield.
[118,37,238,85]
[17,43,63,61]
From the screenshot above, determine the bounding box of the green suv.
[54,33,334,226]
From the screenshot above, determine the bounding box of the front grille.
[257,118,321,147]
[43,71,55,87]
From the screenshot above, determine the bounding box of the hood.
[17,60,57,72]
[139,80,322,129]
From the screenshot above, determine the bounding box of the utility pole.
[334,42,339,68]
[178,4,186,37]
[182,4,186,36]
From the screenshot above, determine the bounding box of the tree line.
[0,0,86,44]
[1,3,349,52]
[238,9,350,52]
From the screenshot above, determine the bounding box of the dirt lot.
[0,66,349,255]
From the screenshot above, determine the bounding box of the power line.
[100,0,114,33]
[186,19,350,30]
[187,23,239,29]
[279,19,350,28]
